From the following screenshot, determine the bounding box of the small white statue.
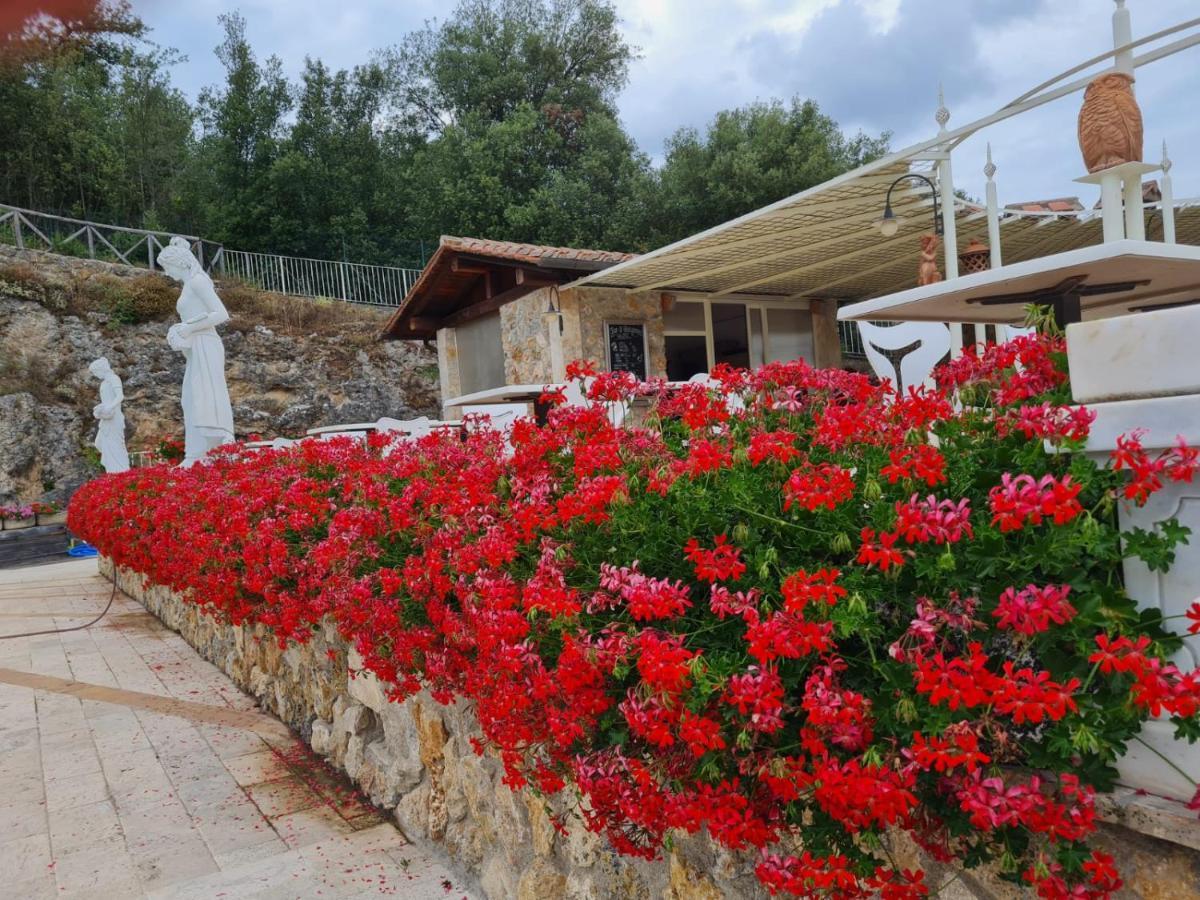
[88,357,130,474]
[156,237,234,466]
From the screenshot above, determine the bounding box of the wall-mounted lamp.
[875,172,942,237]
[546,285,564,334]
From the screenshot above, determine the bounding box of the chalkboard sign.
[605,321,647,380]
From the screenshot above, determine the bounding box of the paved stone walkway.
[0,558,477,899]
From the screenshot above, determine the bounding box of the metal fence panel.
[0,203,422,309]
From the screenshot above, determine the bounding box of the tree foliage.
[0,0,889,266]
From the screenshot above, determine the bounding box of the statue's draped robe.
[94,375,129,473]
[177,274,234,462]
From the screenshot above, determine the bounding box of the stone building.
[381,236,844,419]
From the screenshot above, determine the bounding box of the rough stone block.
[346,648,388,713]
[518,858,567,900]
[310,718,333,756]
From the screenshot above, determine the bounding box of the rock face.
[105,559,1200,900]
[0,246,439,504]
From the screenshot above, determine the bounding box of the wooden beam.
[515,268,557,287]
[441,283,547,328]
[406,316,442,334]
[450,258,490,276]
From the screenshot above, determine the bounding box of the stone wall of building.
[562,286,668,379]
[500,287,557,385]
[102,558,1200,900]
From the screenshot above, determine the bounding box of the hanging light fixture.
[874,172,942,237]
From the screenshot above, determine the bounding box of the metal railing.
[215,248,421,308]
[0,203,220,271]
[839,319,867,358]
[0,203,424,308]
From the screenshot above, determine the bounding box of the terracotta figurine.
[917,234,943,287]
[1078,72,1143,174]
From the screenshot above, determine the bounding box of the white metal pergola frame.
[567,5,1200,338]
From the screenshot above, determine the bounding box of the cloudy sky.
[132,0,1200,207]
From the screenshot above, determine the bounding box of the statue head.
[88,357,112,379]
[919,233,939,255]
[157,236,201,283]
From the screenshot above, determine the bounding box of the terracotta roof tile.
[439,235,637,266]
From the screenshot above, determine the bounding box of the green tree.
[260,57,408,262]
[388,0,635,132]
[653,98,891,243]
[186,12,291,248]
[0,0,189,227]
[393,0,656,252]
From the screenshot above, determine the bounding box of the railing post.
[278,256,287,294]
[86,226,95,259]
[147,234,156,270]
[338,262,349,301]
[13,214,23,250]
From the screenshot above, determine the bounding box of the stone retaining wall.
[102,558,1200,899]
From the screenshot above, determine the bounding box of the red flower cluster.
[988,473,1083,531]
[68,334,1200,899]
[783,462,856,512]
[993,584,1076,635]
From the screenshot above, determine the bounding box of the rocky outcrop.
[0,245,438,504]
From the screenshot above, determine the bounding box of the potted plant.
[0,503,35,531]
[32,500,65,526]
[155,435,186,465]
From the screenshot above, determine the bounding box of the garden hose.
[0,574,118,641]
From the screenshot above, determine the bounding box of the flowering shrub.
[70,335,1200,899]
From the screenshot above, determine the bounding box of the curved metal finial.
[1161,140,1173,174]
[984,143,997,181]
[935,83,950,132]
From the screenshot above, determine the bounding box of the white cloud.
[132,0,1200,205]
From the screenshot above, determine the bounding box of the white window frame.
[663,295,813,371]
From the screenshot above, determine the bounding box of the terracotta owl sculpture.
[1078,72,1143,174]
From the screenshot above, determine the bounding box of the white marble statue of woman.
[156,236,235,465]
[88,357,130,474]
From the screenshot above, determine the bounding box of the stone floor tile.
[6,770,47,804]
[211,835,290,872]
[0,831,53,883]
[41,745,102,781]
[201,722,273,760]
[1,560,476,899]
[146,843,309,900]
[161,748,231,787]
[270,803,357,849]
[5,875,59,900]
[173,770,246,812]
[118,797,196,856]
[0,723,38,754]
[0,798,49,842]
[131,836,220,893]
[223,747,293,787]
[45,769,112,812]
[52,837,142,896]
[245,776,322,819]
[48,798,123,854]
